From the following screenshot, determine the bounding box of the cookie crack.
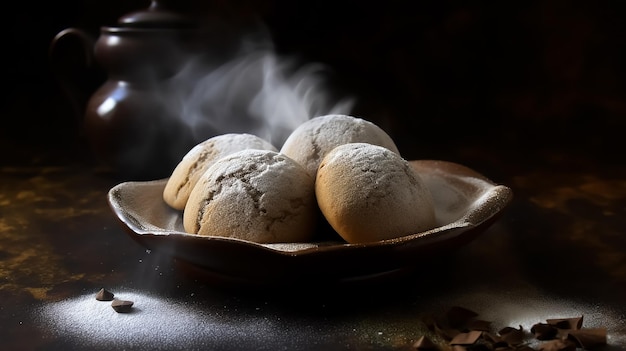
[176,148,213,198]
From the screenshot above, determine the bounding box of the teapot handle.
[49,28,100,125]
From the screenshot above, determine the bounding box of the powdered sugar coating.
[163,133,277,210]
[315,143,436,244]
[280,114,400,178]
[183,149,316,243]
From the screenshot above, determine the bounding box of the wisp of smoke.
[164,31,355,147]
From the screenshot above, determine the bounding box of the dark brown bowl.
[107,160,513,286]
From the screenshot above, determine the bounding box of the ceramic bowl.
[108,160,513,286]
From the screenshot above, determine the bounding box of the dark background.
[3,0,626,167]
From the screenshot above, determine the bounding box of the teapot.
[50,1,238,180]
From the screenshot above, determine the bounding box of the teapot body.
[83,26,211,179]
[84,79,198,179]
[48,0,244,180]
[51,21,223,179]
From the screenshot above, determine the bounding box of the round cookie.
[315,143,436,244]
[280,114,400,178]
[163,133,277,210]
[183,149,317,243]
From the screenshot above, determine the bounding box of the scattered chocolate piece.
[433,322,460,340]
[95,288,114,301]
[498,325,525,345]
[537,339,576,351]
[111,299,134,313]
[416,308,609,351]
[546,316,583,330]
[446,306,479,329]
[482,332,501,344]
[450,330,482,346]
[467,319,492,332]
[567,327,607,349]
[555,329,571,340]
[498,325,521,335]
[412,336,438,350]
[531,322,558,340]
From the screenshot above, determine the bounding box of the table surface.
[1,133,624,351]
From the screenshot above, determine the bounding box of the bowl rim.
[108,159,513,253]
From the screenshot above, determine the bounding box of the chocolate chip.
[111,299,134,313]
[412,335,438,350]
[419,308,607,351]
[450,330,482,346]
[531,322,558,340]
[433,322,460,340]
[95,288,114,301]
[567,328,607,349]
[498,325,525,346]
[446,306,479,329]
[481,332,501,344]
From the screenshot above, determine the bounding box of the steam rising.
[98,24,355,179]
[165,33,355,147]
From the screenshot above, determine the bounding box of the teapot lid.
[117,0,197,29]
